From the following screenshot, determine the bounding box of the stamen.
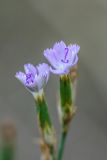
[61,59,69,63]
[61,47,69,63]
[64,47,69,60]
[26,73,34,84]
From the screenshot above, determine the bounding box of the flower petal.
[65,44,79,65]
[15,71,26,84]
[53,41,66,60]
[37,63,50,83]
[44,49,60,68]
[72,55,78,66]
[34,76,45,90]
[69,44,80,55]
[24,63,37,75]
[37,63,49,74]
[50,67,69,75]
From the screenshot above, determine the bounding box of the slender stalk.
[57,131,67,160]
[34,91,56,160]
[2,145,14,160]
[50,146,56,160]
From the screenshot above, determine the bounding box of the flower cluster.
[16,41,80,93]
[15,41,80,160]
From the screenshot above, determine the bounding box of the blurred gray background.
[0,0,107,159]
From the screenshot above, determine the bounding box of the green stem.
[2,144,14,160]
[50,146,56,160]
[57,131,67,160]
[34,92,56,160]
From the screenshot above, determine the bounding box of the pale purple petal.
[61,44,79,62]
[15,71,26,84]
[50,67,69,75]
[37,63,50,84]
[69,44,80,55]
[66,53,79,67]
[26,81,36,87]
[34,76,45,91]
[44,49,60,68]
[72,55,79,66]
[37,63,49,75]
[24,63,37,75]
[65,44,79,66]
[53,41,66,60]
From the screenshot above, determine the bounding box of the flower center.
[26,73,34,84]
[61,48,69,63]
